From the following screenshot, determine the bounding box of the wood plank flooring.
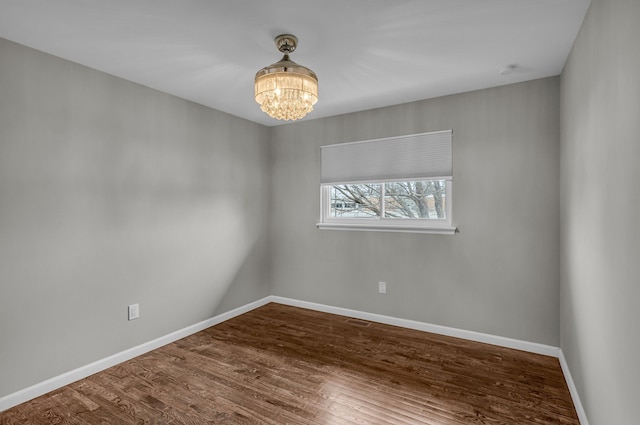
[1,303,579,424]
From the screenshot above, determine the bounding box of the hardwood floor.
[1,303,579,424]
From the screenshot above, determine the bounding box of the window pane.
[384,180,446,219]
[330,184,381,218]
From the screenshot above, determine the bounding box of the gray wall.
[0,38,270,398]
[270,77,561,346]
[560,0,640,423]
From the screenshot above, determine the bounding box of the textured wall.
[0,38,270,397]
[560,0,640,423]
[269,77,561,346]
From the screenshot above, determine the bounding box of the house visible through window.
[318,131,455,234]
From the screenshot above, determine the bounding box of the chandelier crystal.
[255,34,318,121]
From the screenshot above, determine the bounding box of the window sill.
[316,222,457,235]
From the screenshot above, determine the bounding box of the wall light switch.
[378,281,387,294]
[128,303,139,321]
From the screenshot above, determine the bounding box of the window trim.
[317,180,456,235]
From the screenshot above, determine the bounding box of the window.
[318,131,455,234]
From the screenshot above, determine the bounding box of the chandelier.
[255,34,318,121]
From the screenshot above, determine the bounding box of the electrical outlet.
[128,304,139,321]
[378,281,387,294]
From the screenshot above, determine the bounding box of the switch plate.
[378,281,387,294]
[128,304,139,321]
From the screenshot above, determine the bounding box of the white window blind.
[320,130,452,185]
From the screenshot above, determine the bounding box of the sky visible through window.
[330,180,446,219]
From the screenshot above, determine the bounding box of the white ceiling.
[0,0,591,127]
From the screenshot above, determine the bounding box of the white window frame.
[317,130,456,234]
[318,180,455,234]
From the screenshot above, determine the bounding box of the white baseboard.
[270,296,560,357]
[2,294,586,424]
[0,296,272,412]
[559,349,590,425]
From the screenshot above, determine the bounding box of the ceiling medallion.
[254,34,318,121]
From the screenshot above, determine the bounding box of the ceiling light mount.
[275,34,297,55]
[254,34,318,121]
